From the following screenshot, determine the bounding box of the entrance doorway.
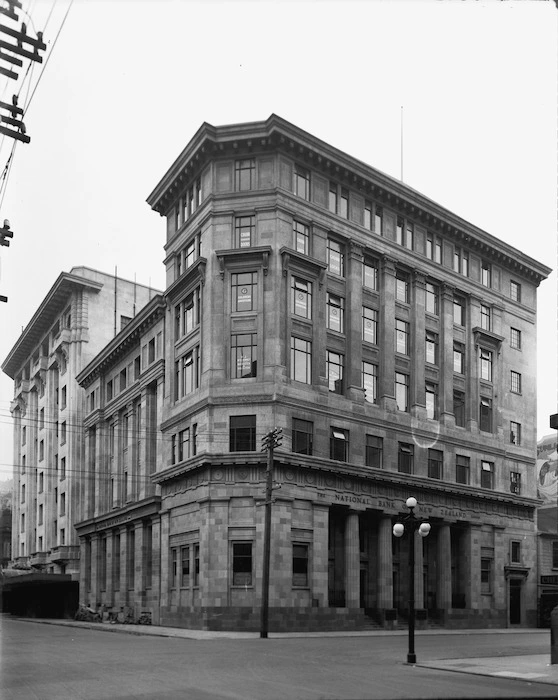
[509,578,522,624]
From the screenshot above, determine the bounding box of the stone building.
[536,432,558,626]
[2,267,157,580]
[62,116,550,630]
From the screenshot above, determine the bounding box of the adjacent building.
[5,116,552,630]
[2,268,157,579]
[536,432,558,625]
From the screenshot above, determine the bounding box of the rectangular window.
[481,262,492,288]
[365,435,383,469]
[38,471,43,493]
[510,327,521,349]
[363,201,372,230]
[229,415,256,452]
[326,350,344,393]
[21,425,26,445]
[395,373,409,412]
[454,390,465,427]
[510,370,522,394]
[340,188,349,219]
[235,158,255,191]
[61,386,67,410]
[232,272,257,312]
[292,544,309,587]
[362,307,378,344]
[327,239,344,276]
[552,541,558,569]
[481,460,494,489]
[395,319,409,355]
[480,304,491,331]
[511,541,521,564]
[175,347,200,399]
[290,337,312,384]
[194,544,200,586]
[326,293,344,332]
[38,503,43,525]
[425,383,438,420]
[328,182,338,213]
[374,206,383,235]
[427,234,442,263]
[480,397,493,432]
[398,443,414,474]
[60,421,66,443]
[453,296,465,326]
[119,369,126,392]
[231,333,257,379]
[235,215,255,248]
[481,557,492,594]
[396,217,404,245]
[60,492,66,516]
[480,348,493,382]
[362,258,379,290]
[510,421,521,446]
[292,277,312,319]
[456,455,470,485]
[426,331,438,365]
[510,280,521,302]
[292,418,313,455]
[293,220,309,255]
[395,272,410,303]
[60,457,66,480]
[362,361,378,404]
[179,288,200,337]
[453,342,465,374]
[232,542,253,586]
[171,547,178,588]
[294,165,310,200]
[428,449,443,480]
[148,338,155,364]
[180,545,190,587]
[184,239,197,270]
[39,440,44,461]
[510,471,522,495]
[425,283,439,315]
[330,428,349,462]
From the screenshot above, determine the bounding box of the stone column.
[377,516,393,609]
[344,511,360,608]
[312,504,329,608]
[150,516,161,624]
[105,530,114,608]
[78,537,88,605]
[119,525,128,604]
[467,297,481,432]
[134,521,145,615]
[90,533,99,609]
[379,257,397,410]
[437,524,452,610]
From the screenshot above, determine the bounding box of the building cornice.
[147,114,551,286]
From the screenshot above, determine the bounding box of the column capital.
[413,270,427,288]
[381,255,397,276]
[441,283,455,301]
[349,241,363,259]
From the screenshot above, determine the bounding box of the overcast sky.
[0,0,556,480]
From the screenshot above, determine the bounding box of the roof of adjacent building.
[147,114,551,284]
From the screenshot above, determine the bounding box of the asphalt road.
[1,618,556,700]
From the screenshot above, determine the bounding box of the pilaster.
[344,511,360,607]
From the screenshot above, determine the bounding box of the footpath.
[11,617,558,687]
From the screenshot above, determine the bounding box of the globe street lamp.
[393,497,431,664]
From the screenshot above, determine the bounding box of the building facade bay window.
[232,542,253,585]
[175,288,200,339]
[398,443,414,473]
[362,361,378,404]
[326,350,344,393]
[292,418,313,455]
[395,372,409,412]
[481,262,492,288]
[293,220,309,255]
[510,327,521,349]
[292,277,312,319]
[395,272,410,303]
[453,389,466,427]
[175,347,200,400]
[235,158,255,191]
[510,280,521,302]
[229,415,256,452]
[231,333,257,378]
[425,383,438,420]
[395,319,409,355]
[235,215,255,248]
[326,293,344,332]
[327,239,345,276]
[425,282,439,315]
[231,272,257,312]
[362,307,378,344]
[292,544,309,587]
[428,449,443,479]
[456,455,470,485]
[480,397,493,432]
[290,337,312,384]
[510,421,521,445]
[481,460,494,489]
[330,428,349,462]
[480,304,491,331]
[510,471,522,495]
[362,257,379,290]
[480,348,493,382]
[453,342,465,374]
[365,435,383,468]
[453,295,466,326]
[426,331,438,365]
[510,370,522,394]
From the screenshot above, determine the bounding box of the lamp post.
[393,496,431,664]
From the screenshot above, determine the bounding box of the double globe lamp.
[393,497,431,664]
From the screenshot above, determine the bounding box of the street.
[1,618,557,700]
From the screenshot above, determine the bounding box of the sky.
[0,0,556,480]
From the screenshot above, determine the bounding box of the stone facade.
[20,116,551,631]
[2,268,157,579]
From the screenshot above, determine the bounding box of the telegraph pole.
[260,427,282,638]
